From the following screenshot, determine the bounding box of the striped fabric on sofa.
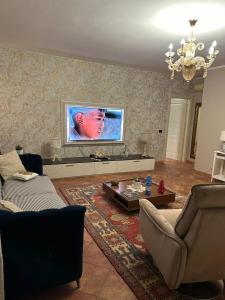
[2,176,66,211]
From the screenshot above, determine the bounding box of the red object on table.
[158,180,165,194]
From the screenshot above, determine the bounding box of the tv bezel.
[61,101,125,146]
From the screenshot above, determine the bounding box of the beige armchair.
[139,184,225,290]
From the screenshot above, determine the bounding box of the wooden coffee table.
[102,179,175,211]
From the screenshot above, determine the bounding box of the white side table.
[211,150,225,182]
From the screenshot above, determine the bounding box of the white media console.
[43,155,155,179]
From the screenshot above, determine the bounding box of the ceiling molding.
[0,42,169,75]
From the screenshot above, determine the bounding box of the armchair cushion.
[139,199,187,289]
[139,199,175,235]
[159,209,182,228]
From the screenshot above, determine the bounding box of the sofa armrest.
[0,236,4,300]
[19,153,43,175]
[139,199,187,289]
[0,205,86,298]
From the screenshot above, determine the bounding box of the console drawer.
[43,163,94,178]
[94,161,116,174]
[115,159,155,173]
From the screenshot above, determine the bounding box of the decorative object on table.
[50,138,61,162]
[15,145,23,155]
[145,175,152,196]
[121,190,140,200]
[141,140,148,157]
[157,179,165,194]
[132,177,142,190]
[92,151,110,160]
[138,136,149,157]
[111,181,119,186]
[165,20,219,82]
[127,183,145,193]
[220,131,225,152]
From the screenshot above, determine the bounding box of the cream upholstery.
[139,184,225,289]
[0,150,26,180]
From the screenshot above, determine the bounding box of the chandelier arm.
[195,42,204,52]
[194,56,206,70]
[203,68,208,78]
[205,57,216,69]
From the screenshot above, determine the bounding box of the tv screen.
[63,103,125,144]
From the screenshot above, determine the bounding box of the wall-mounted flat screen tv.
[62,102,125,145]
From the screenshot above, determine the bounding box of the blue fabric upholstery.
[0,205,86,300]
[0,154,86,299]
[19,153,43,175]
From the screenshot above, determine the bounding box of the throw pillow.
[0,200,23,212]
[0,150,26,180]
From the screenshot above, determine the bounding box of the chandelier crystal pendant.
[165,20,219,82]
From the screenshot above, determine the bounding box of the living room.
[0,0,225,299]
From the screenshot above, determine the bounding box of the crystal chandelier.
[165,20,219,82]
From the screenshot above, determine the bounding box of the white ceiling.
[0,0,224,73]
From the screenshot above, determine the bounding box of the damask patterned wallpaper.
[0,47,191,160]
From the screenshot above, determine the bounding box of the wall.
[0,47,190,160]
[195,67,225,174]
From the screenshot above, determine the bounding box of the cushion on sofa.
[0,150,26,180]
[19,154,43,176]
[2,176,66,211]
[0,200,23,212]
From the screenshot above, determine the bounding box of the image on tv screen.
[65,104,124,143]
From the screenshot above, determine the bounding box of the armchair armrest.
[139,199,187,289]
[0,205,86,298]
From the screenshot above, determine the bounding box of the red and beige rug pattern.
[59,183,185,300]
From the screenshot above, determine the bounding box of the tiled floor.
[24,159,212,300]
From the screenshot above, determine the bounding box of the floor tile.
[99,270,136,300]
[80,262,110,295]
[84,229,93,242]
[84,241,114,270]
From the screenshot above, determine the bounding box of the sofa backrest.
[19,154,43,175]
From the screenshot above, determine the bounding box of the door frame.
[190,102,202,159]
[165,98,191,161]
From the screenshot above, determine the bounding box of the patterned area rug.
[59,183,186,300]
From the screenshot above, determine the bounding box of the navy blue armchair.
[0,154,86,300]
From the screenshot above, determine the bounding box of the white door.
[166,98,189,160]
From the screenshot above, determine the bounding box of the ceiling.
[0,0,224,73]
